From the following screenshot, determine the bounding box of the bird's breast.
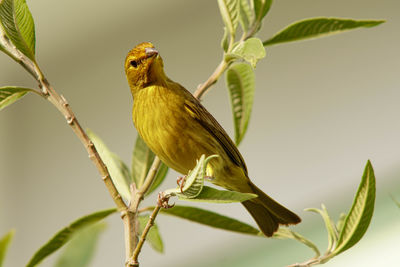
[132,85,215,174]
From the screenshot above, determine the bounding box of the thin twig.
[130,204,162,266]
[130,157,162,212]
[193,60,228,99]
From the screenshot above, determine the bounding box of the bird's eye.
[130,60,138,68]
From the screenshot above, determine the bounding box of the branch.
[193,59,228,99]
[130,204,162,266]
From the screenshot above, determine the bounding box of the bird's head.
[125,42,166,93]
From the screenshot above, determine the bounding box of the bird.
[124,42,301,236]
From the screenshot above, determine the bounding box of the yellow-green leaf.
[54,223,107,267]
[273,228,320,257]
[239,0,253,33]
[26,208,117,267]
[87,129,132,201]
[132,135,168,189]
[0,0,36,60]
[217,0,239,38]
[253,0,273,23]
[226,63,255,145]
[0,229,15,267]
[334,160,376,255]
[264,17,385,46]
[138,215,164,253]
[146,162,169,196]
[164,154,214,199]
[180,186,257,203]
[159,205,260,235]
[0,86,33,111]
[230,37,265,67]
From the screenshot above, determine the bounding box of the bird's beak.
[145,47,158,58]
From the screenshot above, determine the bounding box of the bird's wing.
[183,95,248,176]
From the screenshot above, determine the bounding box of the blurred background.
[1,0,399,266]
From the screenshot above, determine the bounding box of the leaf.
[138,215,164,253]
[334,160,376,255]
[226,63,255,145]
[263,17,385,46]
[336,212,347,233]
[132,135,155,188]
[0,0,36,60]
[146,162,169,196]
[87,129,132,201]
[54,223,107,267]
[253,0,273,23]
[230,37,266,67]
[179,186,257,203]
[221,27,229,52]
[159,205,260,235]
[26,208,117,267]
[306,204,338,253]
[273,228,320,257]
[0,229,15,267]
[0,86,33,111]
[164,154,211,199]
[238,0,253,33]
[217,0,239,38]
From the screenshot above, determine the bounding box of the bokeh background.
[1,0,399,266]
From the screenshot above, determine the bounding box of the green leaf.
[217,0,239,38]
[146,162,169,196]
[273,228,320,257]
[164,154,212,199]
[263,17,385,46]
[230,37,266,67]
[159,205,260,235]
[253,0,273,23]
[306,204,338,253]
[239,0,253,33]
[0,86,33,111]
[334,160,376,255]
[179,186,257,203]
[26,208,117,267]
[336,212,347,233]
[0,229,15,267]
[87,129,132,201]
[54,223,107,267]
[138,215,164,253]
[226,63,255,145]
[0,0,36,61]
[221,27,229,52]
[132,135,155,188]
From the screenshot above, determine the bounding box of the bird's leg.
[157,192,174,209]
[204,176,215,182]
[176,175,187,193]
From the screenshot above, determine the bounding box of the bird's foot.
[176,175,187,193]
[204,175,215,182]
[157,192,174,209]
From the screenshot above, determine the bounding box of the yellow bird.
[125,42,300,236]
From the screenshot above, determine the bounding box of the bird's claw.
[176,175,187,193]
[157,192,174,209]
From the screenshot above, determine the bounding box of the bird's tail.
[242,182,301,237]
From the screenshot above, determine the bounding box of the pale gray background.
[1,0,399,266]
